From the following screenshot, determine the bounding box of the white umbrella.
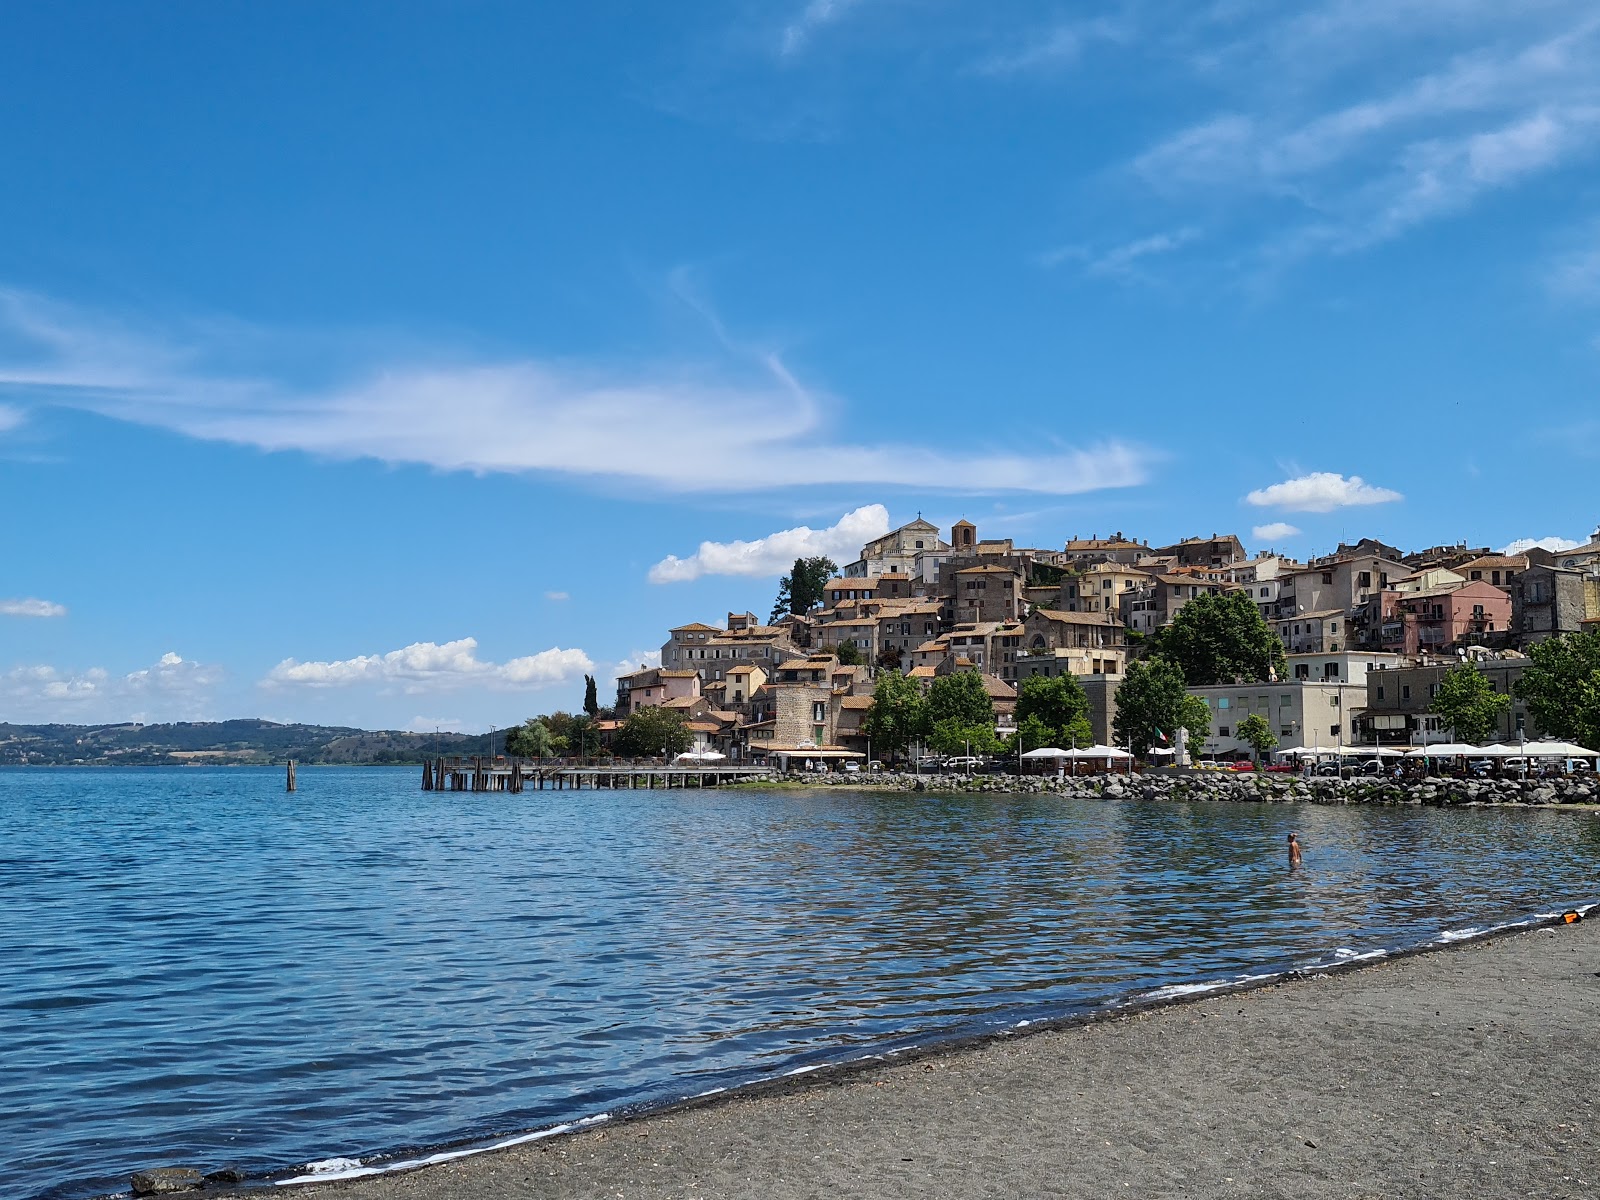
[675,750,727,762]
[1406,743,1478,757]
[1477,744,1524,757]
[1082,744,1133,759]
[1021,747,1071,759]
[1146,746,1177,756]
[1525,741,1599,757]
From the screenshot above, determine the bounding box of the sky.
[2,0,1599,732]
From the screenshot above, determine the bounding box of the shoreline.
[213,907,1600,1200]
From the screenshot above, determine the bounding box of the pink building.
[1376,581,1511,654]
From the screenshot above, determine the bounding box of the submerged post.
[286,760,296,792]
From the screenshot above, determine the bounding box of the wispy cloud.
[972,17,1126,77]
[544,591,570,602]
[1251,522,1302,542]
[0,598,67,618]
[1045,228,1202,280]
[262,638,592,693]
[0,403,24,433]
[0,287,1152,498]
[650,503,889,583]
[1125,6,1600,259]
[780,0,867,57]
[1245,472,1403,512]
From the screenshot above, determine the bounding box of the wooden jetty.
[422,756,774,792]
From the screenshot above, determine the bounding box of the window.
[1322,572,1334,584]
[812,701,826,722]
[1281,695,1292,707]
[1281,727,1294,737]
[915,540,924,549]
[1218,725,1230,737]
[1217,697,1230,709]
[1330,725,1340,736]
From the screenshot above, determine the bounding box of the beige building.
[1190,680,1367,758]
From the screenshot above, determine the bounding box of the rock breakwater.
[819,771,1598,806]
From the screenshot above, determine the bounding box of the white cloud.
[0,288,1151,498]
[1244,472,1403,512]
[649,503,890,583]
[780,0,866,57]
[1124,7,1600,257]
[0,597,67,618]
[406,716,465,733]
[1046,228,1203,280]
[1251,522,1302,541]
[972,17,1126,76]
[262,638,592,693]
[0,403,23,433]
[1502,535,1583,554]
[0,651,222,720]
[544,591,570,602]
[612,650,662,677]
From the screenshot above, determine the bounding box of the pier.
[421,757,774,792]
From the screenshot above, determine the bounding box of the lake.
[4,768,1597,1199]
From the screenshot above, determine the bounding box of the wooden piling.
[286,760,296,792]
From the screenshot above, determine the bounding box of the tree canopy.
[1235,713,1279,763]
[771,556,839,623]
[834,640,864,666]
[928,717,1002,757]
[862,670,929,759]
[1014,674,1093,749]
[926,670,994,728]
[1112,656,1196,757]
[504,718,560,759]
[613,705,693,757]
[1431,662,1511,744]
[582,674,599,717]
[1515,630,1600,750]
[1149,589,1287,686]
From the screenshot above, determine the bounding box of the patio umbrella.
[1021,747,1071,759]
[1406,743,1478,757]
[1524,741,1599,757]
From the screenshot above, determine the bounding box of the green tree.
[928,717,1002,757]
[863,670,929,759]
[834,640,864,666]
[1112,656,1192,757]
[1431,662,1511,744]
[504,719,559,759]
[1010,713,1058,753]
[613,705,693,758]
[1516,630,1600,751]
[1015,674,1093,748]
[1179,695,1212,765]
[1235,713,1279,764]
[582,674,600,717]
[1149,589,1287,686]
[926,670,994,728]
[771,556,839,623]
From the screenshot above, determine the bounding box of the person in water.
[1287,832,1303,868]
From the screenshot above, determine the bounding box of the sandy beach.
[251,917,1600,1200]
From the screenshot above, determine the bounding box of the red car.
[1263,762,1295,773]
[1227,760,1256,771]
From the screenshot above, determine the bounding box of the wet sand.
[264,919,1600,1200]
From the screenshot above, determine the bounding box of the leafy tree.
[926,670,993,728]
[863,670,929,759]
[1015,674,1093,748]
[1431,662,1511,744]
[582,675,600,717]
[1149,589,1287,686]
[1235,713,1279,764]
[1010,713,1058,754]
[1516,630,1600,752]
[1112,656,1192,757]
[834,640,864,666]
[505,719,559,759]
[1180,695,1211,765]
[771,556,839,623]
[613,705,693,758]
[928,718,1002,757]
[876,646,903,670]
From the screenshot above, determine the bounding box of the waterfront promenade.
[260,918,1600,1200]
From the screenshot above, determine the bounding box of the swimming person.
[1287,833,1302,868]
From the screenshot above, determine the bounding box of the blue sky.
[2,0,1598,731]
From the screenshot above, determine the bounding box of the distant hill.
[0,719,492,766]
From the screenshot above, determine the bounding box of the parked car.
[1314,761,1343,776]
[942,756,984,770]
[1353,759,1385,777]
[843,761,861,773]
[1227,761,1256,772]
[1264,762,1295,773]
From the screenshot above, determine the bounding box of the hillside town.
[606,518,1600,769]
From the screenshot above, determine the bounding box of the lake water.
[5,768,1598,1200]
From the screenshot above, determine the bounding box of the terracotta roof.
[1455,556,1527,572]
[1031,608,1122,625]
[979,675,1016,697]
[840,695,875,709]
[683,721,721,733]
[955,564,1018,575]
[669,622,722,633]
[658,669,703,679]
[1282,609,1346,620]
[908,665,936,678]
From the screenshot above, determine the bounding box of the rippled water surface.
[5,768,1599,1199]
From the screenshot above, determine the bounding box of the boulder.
[131,1168,204,1195]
